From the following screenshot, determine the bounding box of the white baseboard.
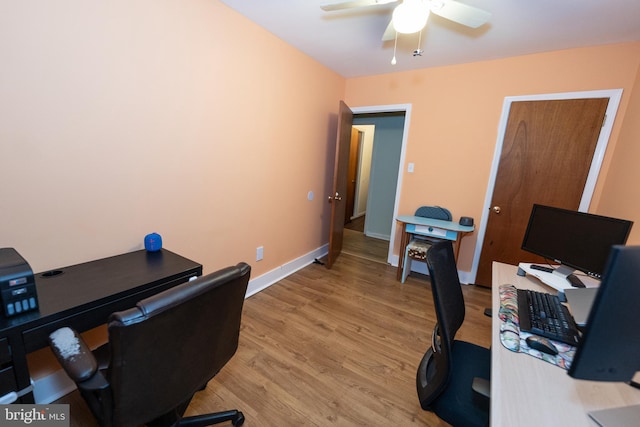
[33,243,330,404]
[246,244,328,297]
[459,270,473,285]
[401,258,474,285]
[363,231,390,240]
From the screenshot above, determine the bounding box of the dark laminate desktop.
[0,249,202,403]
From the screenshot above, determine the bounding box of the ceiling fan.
[320,0,491,41]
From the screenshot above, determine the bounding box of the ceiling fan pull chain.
[413,29,424,56]
[391,31,398,65]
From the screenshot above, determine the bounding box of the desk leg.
[396,227,409,281]
[8,334,35,403]
[452,232,471,265]
[453,239,461,263]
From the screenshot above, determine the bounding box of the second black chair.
[49,262,251,427]
[416,241,491,427]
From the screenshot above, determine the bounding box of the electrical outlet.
[256,246,264,261]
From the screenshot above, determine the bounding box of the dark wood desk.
[0,249,202,403]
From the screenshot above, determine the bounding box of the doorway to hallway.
[341,111,406,265]
[327,102,411,269]
[342,216,388,264]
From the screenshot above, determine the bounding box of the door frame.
[470,89,624,283]
[352,125,373,222]
[350,103,412,266]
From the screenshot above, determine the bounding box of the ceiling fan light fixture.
[392,0,430,34]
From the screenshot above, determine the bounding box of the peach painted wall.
[2,1,639,284]
[0,1,345,278]
[598,60,640,244]
[345,42,640,272]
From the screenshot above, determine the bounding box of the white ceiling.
[219,0,640,78]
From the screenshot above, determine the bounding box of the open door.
[326,101,354,268]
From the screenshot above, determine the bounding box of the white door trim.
[350,103,412,267]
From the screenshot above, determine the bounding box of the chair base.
[427,341,490,427]
[178,410,244,426]
[148,404,244,427]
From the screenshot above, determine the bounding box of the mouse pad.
[499,284,576,370]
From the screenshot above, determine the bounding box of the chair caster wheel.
[232,412,245,426]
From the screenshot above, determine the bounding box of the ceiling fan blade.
[321,0,398,12]
[429,0,491,28]
[381,19,395,41]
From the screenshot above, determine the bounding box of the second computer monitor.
[521,204,633,279]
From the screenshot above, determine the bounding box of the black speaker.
[459,216,474,226]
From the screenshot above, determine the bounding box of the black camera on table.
[0,248,39,317]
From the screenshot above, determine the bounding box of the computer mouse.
[526,335,559,355]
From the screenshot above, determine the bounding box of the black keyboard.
[517,289,581,346]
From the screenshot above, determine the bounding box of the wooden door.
[475,98,609,287]
[327,101,354,268]
[345,128,361,225]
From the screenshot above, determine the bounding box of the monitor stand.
[553,264,575,278]
[517,262,575,293]
[518,262,599,295]
[589,404,640,427]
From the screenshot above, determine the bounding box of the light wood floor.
[343,214,389,264]
[344,215,365,232]
[341,229,389,265]
[56,253,492,426]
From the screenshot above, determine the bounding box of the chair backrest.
[414,206,452,221]
[417,241,465,406]
[427,241,465,344]
[106,263,251,427]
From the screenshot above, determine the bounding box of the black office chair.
[49,262,251,427]
[416,241,491,427]
[402,205,452,283]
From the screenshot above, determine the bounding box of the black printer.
[0,248,39,317]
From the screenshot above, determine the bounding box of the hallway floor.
[342,216,389,264]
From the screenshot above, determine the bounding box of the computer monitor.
[569,245,640,382]
[568,245,640,425]
[521,204,633,279]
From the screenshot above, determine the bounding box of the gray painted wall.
[353,113,405,240]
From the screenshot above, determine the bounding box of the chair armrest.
[49,327,98,383]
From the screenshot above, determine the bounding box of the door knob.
[328,192,343,202]
[492,206,501,214]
